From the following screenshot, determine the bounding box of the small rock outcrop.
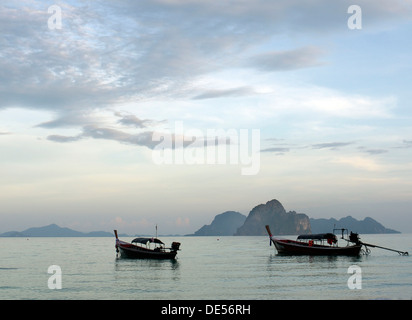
[190,211,246,236]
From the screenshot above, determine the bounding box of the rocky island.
[188,211,246,236]
[190,198,400,236]
[310,216,399,234]
[1,199,400,237]
[235,199,311,236]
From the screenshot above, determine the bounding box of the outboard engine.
[171,242,181,251]
[349,232,361,245]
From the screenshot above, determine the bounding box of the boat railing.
[297,233,338,246]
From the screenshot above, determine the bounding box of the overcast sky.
[1,0,412,234]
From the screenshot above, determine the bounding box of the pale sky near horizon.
[1,0,412,235]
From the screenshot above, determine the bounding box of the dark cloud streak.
[260,147,290,153]
[192,86,255,100]
[247,46,325,72]
[46,125,160,149]
[312,142,354,150]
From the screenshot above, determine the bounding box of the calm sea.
[0,234,411,300]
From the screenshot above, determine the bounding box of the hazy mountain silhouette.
[0,224,113,237]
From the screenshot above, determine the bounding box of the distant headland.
[0,199,400,237]
[190,199,400,236]
[0,224,114,237]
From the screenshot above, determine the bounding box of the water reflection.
[114,257,179,270]
[114,257,181,283]
[267,253,364,266]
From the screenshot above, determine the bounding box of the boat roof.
[297,233,336,240]
[132,237,164,245]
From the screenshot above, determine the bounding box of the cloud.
[47,125,160,149]
[0,0,407,150]
[401,140,412,148]
[312,142,354,150]
[260,147,290,153]
[192,86,255,100]
[35,111,95,129]
[132,0,412,35]
[44,116,232,150]
[83,126,157,147]
[3,0,410,114]
[38,109,171,149]
[47,134,82,143]
[247,46,325,72]
[116,113,151,128]
[115,112,166,128]
[363,149,388,155]
[392,140,412,149]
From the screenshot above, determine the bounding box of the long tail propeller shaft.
[360,241,408,256]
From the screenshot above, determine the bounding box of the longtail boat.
[265,225,408,256]
[265,225,362,256]
[114,230,181,259]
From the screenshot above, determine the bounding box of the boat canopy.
[131,237,164,245]
[297,233,337,242]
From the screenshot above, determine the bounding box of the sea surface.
[0,234,411,300]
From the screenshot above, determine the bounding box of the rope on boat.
[361,245,371,255]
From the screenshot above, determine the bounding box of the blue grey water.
[0,234,411,300]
